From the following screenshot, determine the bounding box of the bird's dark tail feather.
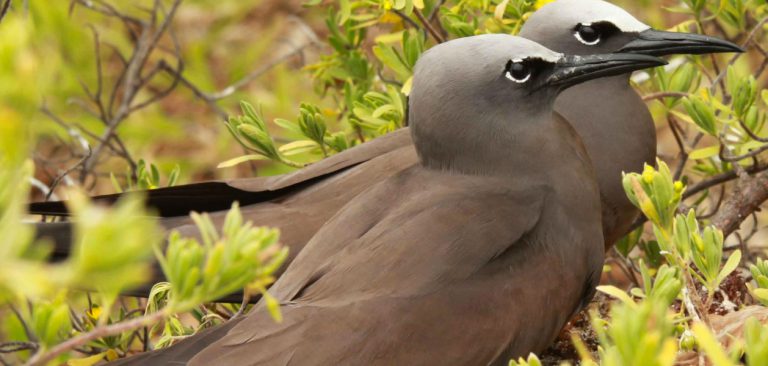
[27,182,265,217]
[31,221,74,262]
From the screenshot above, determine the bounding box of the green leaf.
[338,0,351,25]
[744,317,768,366]
[715,249,741,287]
[753,288,768,304]
[596,285,636,306]
[373,44,412,79]
[68,353,106,366]
[692,322,738,366]
[217,154,269,169]
[109,172,123,193]
[279,140,321,156]
[263,291,283,323]
[615,226,642,257]
[167,165,180,187]
[375,31,405,44]
[689,145,721,160]
[682,96,718,136]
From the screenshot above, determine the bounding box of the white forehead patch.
[582,4,651,33]
[471,34,564,63]
[535,0,651,33]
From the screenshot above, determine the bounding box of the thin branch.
[207,41,314,100]
[160,29,316,120]
[697,184,725,219]
[719,140,768,163]
[232,292,251,319]
[737,117,768,143]
[0,342,38,354]
[413,8,445,43]
[683,163,768,199]
[25,310,168,366]
[83,0,183,176]
[0,0,11,23]
[710,16,767,92]
[392,9,421,30]
[711,171,768,237]
[10,304,37,344]
[428,0,445,21]
[667,115,689,180]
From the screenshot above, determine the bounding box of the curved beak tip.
[620,28,744,56]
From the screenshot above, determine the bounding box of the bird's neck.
[416,109,592,185]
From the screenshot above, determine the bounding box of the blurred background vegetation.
[2,0,768,365]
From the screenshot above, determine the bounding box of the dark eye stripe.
[573,22,621,46]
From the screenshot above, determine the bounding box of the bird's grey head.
[409,34,665,173]
[519,0,742,58]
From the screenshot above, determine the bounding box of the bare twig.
[392,9,421,31]
[83,0,184,175]
[696,184,725,219]
[232,292,251,319]
[10,304,37,344]
[711,171,768,237]
[710,16,767,92]
[0,342,38,354]
[428,0,445,21]
[413,8,445,43]
[719,140,768,163]
[0,0,11,23]
[25,310,168,366]
[684,163,768,199]
[666,115,689,180]
[161,21,317,120]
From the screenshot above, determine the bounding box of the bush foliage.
[1,0,768,365]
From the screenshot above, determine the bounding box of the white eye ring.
[505,59,531,84]
[574,23,601,46]
[505,70,531,83]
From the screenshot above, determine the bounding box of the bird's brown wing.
[27,128,413,217]
[32,146,420,302]
[183,167,549,366]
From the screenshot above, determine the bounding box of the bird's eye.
[505,60,532,84]
[575,24,601,46]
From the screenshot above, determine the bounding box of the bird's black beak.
[546,53,667,89]
[617,28,744,56]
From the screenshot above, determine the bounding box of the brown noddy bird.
[108,35,665,366]
[29,0,741,301]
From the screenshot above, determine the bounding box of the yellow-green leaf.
[401,76,413,95]
[596,285,636,306]
[67,353,105,366]
[217,154,269,169]
[692,322,737,366]
[716,249,741,287]
[689,145,721,160]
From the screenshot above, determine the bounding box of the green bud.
[679,330,696,351]
[673,181,684,193]
[683,97,717,136]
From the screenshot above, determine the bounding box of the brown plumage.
[30,3,742,302]
[106,34,667,365]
